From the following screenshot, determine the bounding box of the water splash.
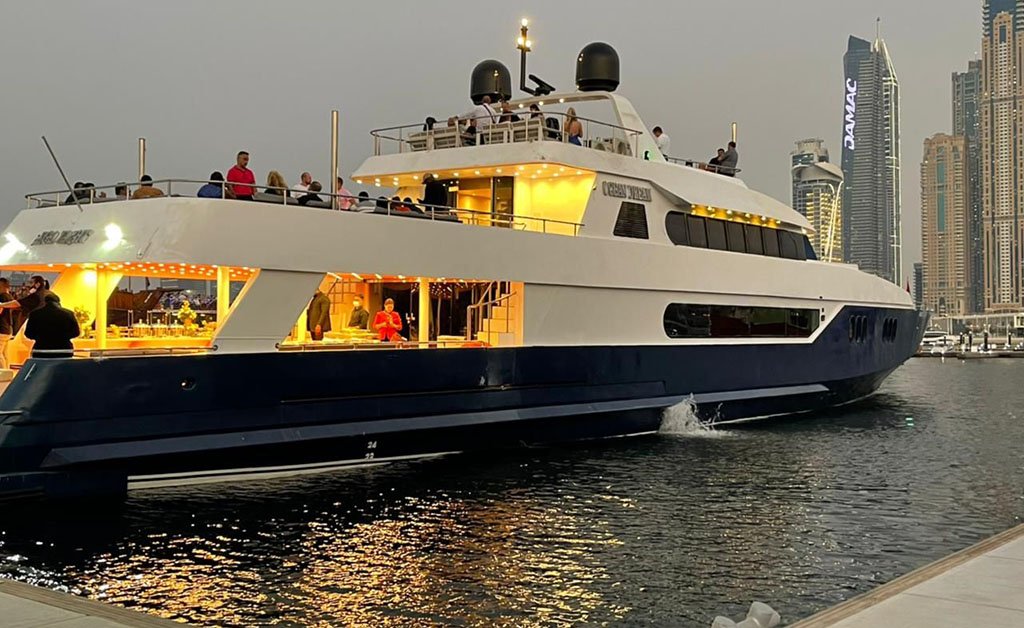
[659,397,728,437]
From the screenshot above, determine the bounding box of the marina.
[0,2,1018,627]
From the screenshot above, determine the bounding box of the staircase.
[467,282,517,347]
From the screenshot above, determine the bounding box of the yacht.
[0,42,925,499]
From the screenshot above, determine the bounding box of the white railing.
[24,179,584,236]
[370,110,642,158]
[664,156,741,176]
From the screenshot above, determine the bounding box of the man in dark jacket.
[307,290,331,341]
[25,293,79,357]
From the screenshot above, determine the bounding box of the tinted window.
[706,219,727,250]
[779,231,802,259]
[665,212,689,245]
[663,304,711,338]
[762,228,780,256]
[687,215,708,248]
[726,222,746,252]
[613,202,649,239]
[744,224,763,255]
[665,304,820,339]
[803,236,818,260]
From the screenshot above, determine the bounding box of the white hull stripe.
[127,451,459,490]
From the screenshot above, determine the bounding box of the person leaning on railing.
[132,175,165,199]
[197,172,234,199]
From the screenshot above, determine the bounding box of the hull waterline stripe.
[127,452,457,489]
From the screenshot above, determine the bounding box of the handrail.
[466,281,515,343]
[370,110,643,158]
[664,156,741,176]
[23,178,584,236]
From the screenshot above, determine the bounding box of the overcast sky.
[0,1,980,274]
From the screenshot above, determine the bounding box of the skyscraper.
[791,139,843,262]
[841,31,902,284]
[981,0,1024,311]
[921,134,971,317]
[954,60,983,313]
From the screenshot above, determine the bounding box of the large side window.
[664,304,820,339]
[613,202,649,239]
[706,219,728,250]
[779,231,804,260]
[665,212,689,246]
[663,304,712,338]
[762,228,781,257]
[687,215,708,248]
[744,224,764,255]
[726,222,746,253]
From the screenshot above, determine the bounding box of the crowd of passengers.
[431,96,740,175]
[61,150,458,217]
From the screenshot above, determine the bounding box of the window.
[803,236,818,260]
[779,231,805,260]
[763,228,781,257]
[744,224,764,255]
[664,304,821,339]
[666,212,689,245]
[706,219,727,250]
[849,314,869,343]
[882,317,899,342]
[613,202,649,239]
[687,215,708,248]
[726,222,746,252]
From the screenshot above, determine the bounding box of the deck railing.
[664,156,741,176]
[24,179,583,236]
[370,110,642,158]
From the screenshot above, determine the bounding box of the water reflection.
[1,360,1023,626]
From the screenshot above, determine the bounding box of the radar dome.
[575,42,620,92]
[471,60,512,104]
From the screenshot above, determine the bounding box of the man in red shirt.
[373,298,403,342]
[226,151,256,200]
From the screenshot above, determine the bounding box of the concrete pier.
[0,578,184,627]
[792,523,1024,627]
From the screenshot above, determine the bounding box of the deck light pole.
[516,19,533,95]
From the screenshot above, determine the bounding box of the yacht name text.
[601,182,652,202]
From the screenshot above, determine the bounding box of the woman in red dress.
[373,298,404,342]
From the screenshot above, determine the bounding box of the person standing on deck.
[0,278,14,369]
[307,290,331,341]
[652,126,671,156]
[720,141,739,176]
[25,294,79,358]
[227,151,256,200]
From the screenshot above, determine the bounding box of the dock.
[792,523,1024,627]
[0,578,184,627]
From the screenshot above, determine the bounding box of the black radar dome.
[471,60,512,104]
[575,42,620,92]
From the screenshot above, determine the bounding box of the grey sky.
[0,1,979,275]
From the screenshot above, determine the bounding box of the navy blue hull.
[0,307,925,498]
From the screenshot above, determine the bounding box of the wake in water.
[659,396,731,438]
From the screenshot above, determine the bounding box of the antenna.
[876,17,881,41]
[41,136,83,212]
